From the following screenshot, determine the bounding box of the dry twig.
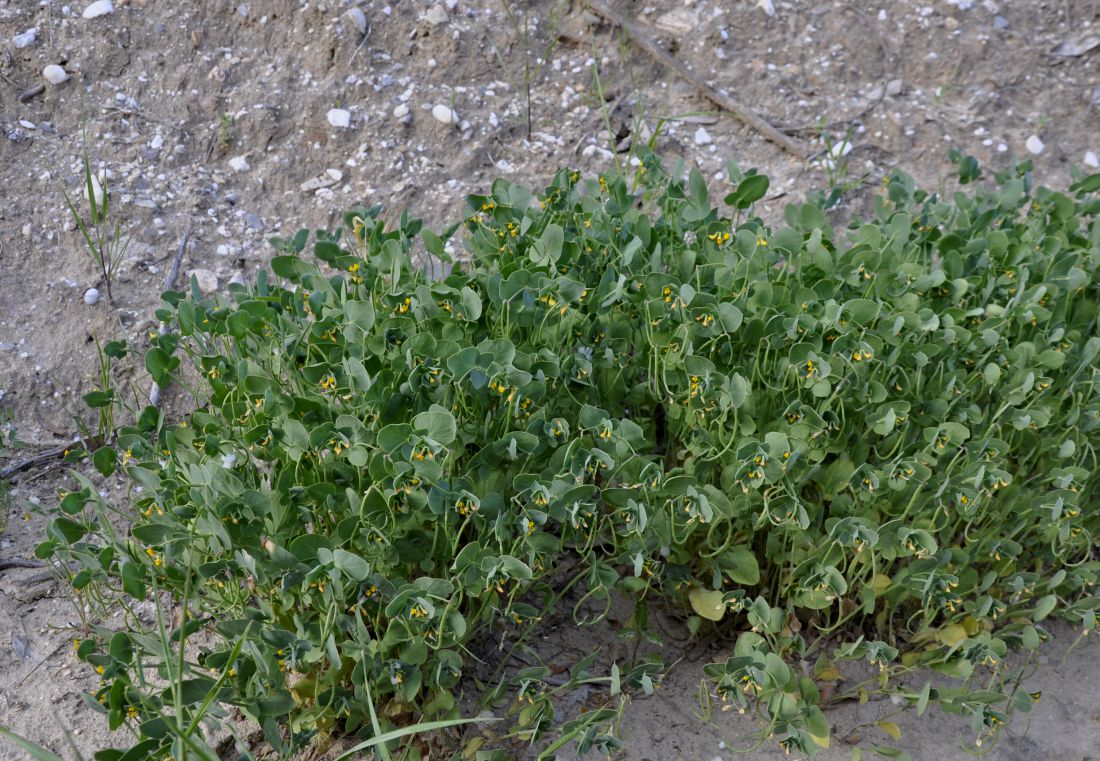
[586,0,808,159]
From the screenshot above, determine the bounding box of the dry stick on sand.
[585,0,808,160]
[149,223,192,407]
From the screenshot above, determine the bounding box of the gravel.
[432,104,458,125]
[12,29,37,48]
[82,0,115,19]
[42,65,69,85]
[326,108,352,128]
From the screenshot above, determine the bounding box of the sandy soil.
[1,0,1099,759]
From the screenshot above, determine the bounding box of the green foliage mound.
[39,153,1100,760]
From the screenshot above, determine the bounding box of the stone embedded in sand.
[187,268,219,294]
[694,127,712,146]
[425,4,449,26]
[432,104,458,125]
[346,7,367,35]
[82,0,115,19]
[12,28,37,48]
[43,64,69,85]
[228,155,250,173]
[83,173,105,206]
[655,8,696,35]
[1084,151,1099,168]
[83,288,101,306]
[1026,135,1045,155]
[326,108,352,128]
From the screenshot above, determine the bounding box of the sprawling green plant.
[36,151,1099,760]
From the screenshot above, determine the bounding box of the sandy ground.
[1,0,1099,758]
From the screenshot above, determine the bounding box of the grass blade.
[332,717,496,761]
[0,727,67,761]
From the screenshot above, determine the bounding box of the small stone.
[84,174,105,207]
[228,155,250,173]
[425,4,449,26]
[187,268,219,293]
[393,103,410,119]
[12,28,37,48]
[83,287,100,306]
[655,8,697,35]
[243,212,264,231]
[43,65,69,85]
[993,15,1009,30]
[326,108,352,128]
[1025,135,1045,155]
[346,7,367,34]
[82,0,114,19]
[694,127,712,146]
[944,16,959,30]
[432,104,458,125]
[300,171,341,192]
[150,134,164,150]
[1084,151,1099,168]
[886,79,904,97]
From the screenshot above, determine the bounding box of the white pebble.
[425,4,449,26]
[1025,135,1045,155]
[228,155,250,173]
[84,174,105,206]
[345,7,367,34]
[1084,151,1099,168]
[82,0,114,19]
[694,127,712,146]
[432,104,458,125]
[393,103,410,119]
[326,108,352,128]
[12,28,37,48]
[83,288,100,306]
[43,65,69,85]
